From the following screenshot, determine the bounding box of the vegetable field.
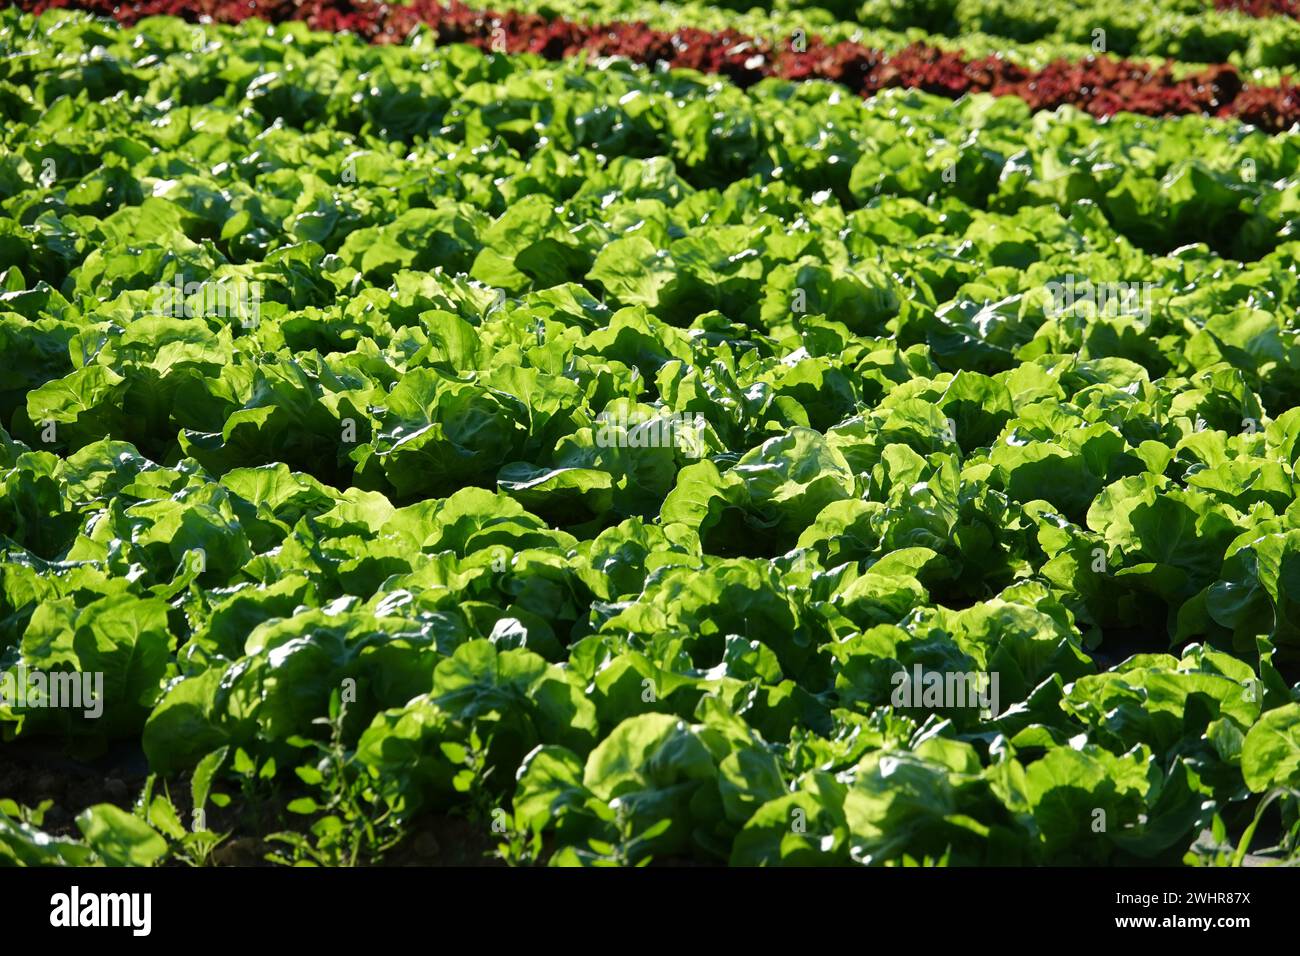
[2,0,1300,868]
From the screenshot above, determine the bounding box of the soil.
[0,739,141,837]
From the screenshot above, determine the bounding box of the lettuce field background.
[2,0,1300,867]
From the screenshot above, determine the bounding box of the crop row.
[461,0,1297,81]
[3,11,1300,865]
[13,0,1300,131]
[828,0,1300,68]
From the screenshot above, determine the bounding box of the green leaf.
[75,805,167,867]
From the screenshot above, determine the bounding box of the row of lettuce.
[466,0,1299,79]
[2,12,1300,865]
[724,0,1300,67]
[50,0,1300,75]
[12,2,1300,131]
